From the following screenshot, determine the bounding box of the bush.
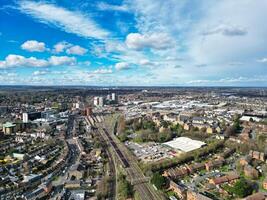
[230,178,253,198]
[151,172,167,189]
[118,174,134,198]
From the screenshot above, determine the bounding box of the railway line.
[102,128,130,168]
[86,114,164,200]
[99,126,163,200]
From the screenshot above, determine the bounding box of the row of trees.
[118,174,134,199]
[118,117,185,143]
[134,129,173,143]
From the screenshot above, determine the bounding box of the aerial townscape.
[1,0,267,199]
[0,87,266,200]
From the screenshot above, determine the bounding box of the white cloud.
[66,45,87,55]
[0,54,48,68]
[33,70,49,76]
[257,58,267,63]
[129,0,187,33]
[189,0,267,64]
[97,2,129,12]
[21,40,47,52]
[187,76,267,85]
[202,24,247,36]
[79,61,91,66]
[49,56,76,66]
[18,1,109,39]
[124,0,267,85]
[115,62,131,70]
[140,59,152,65]
[0,71,18,84]
[228,61,244,66]
[91,68,113,74]
[0,54,76,68]
[53,41,87,55]
[139,59,158,66]
[126,33,173,50]
[53,41,71,53]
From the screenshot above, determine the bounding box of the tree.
[224,126,236,137]
[171,124,183,137]
[118,174,134,198]
[193,127,199,132]
[200,127,207,133]
[118,133,128,142]
[151,172,167,189]
[220,120,227,130]
[256,134,267,152]
[233,116,241,131]
[160,120,169,128]
[157,129,172,143]
[143,119,156,130]
[133,119,142,131]
[117,116,126,135]
[231,178,253,198]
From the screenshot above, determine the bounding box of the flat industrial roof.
[3,122,16,128]
[163,137,206,152]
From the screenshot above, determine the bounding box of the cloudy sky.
[0,0,267,86]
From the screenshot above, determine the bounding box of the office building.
[23,112,42,123]
[111,93,117,102]
[93,97,104,107]
[3,122,16,134]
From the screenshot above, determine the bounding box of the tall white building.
[22,113,28,123]
[93,97,99,106]
[111,93,117,102]
[99,97,104,107]
[93,96,104,107]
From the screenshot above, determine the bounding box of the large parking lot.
[125,141,177,162]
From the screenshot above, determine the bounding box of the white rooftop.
[240,116,261,122]
[163,137,206,152]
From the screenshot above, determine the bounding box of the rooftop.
[3,122,16,128]
[163,137,206,152]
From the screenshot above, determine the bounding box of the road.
[49,114,81,200]
[93,115,164,200]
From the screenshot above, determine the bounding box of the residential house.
[187,190,213,200]
[192,117,205,124]
[177,115,190,126]
[262,178,267,190]
[249,150,265,162]
[209,172,239,185]
[206,127,215,134]
[186,163,205,174]
[64,180,81,189]
[239,155,252,166]
[244,165,259,179]
[243,192,266,200]
[163,167,189,179]
[163,113,179,124]
[183,123,192,131]
[205,158,225,171]
[169,180,187,200]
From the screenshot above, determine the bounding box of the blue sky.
[0,0,267,86]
